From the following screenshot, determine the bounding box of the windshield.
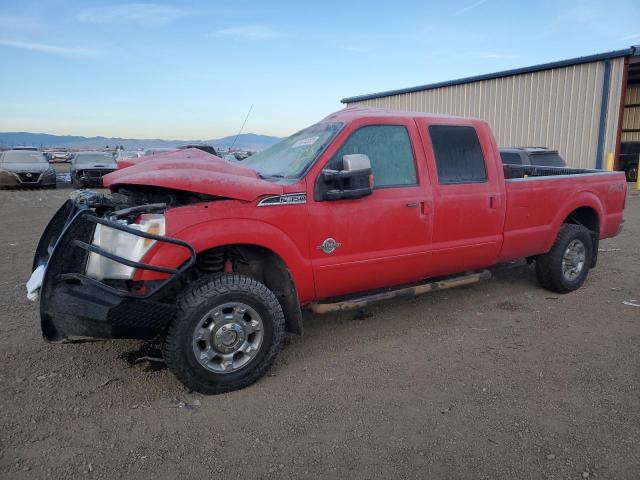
[74,153,114,164]
[2,151,48,163]
[242,122,342,178]
[529,152,565,167]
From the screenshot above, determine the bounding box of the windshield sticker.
[291,136,319,148]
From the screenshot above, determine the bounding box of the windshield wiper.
[258,173,286,179]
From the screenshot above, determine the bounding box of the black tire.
[72,177,84,189]
[162,274,285,394]
[535,224,593,293]
[626,164,638,183]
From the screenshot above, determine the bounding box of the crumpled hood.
[0,162,52,173]
[103,148,282,201]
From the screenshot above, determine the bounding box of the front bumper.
[32,194,195,342]
[0,170,56,187]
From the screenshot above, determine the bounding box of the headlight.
[85,214,165,280]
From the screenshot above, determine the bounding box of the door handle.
[489,195,499,209]
[407,201,432,215]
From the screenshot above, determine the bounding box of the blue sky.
[1,0,639,139]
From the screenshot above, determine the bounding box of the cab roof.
[321,105,482,124]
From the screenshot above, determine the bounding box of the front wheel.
[162,274,285,394]
[535,224,593,293]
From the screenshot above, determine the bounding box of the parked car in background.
[12,146,39,151]
[233,151,250,161]
[144,148,175,156]
[220,153,237,162]
[116,150,144,163]
[0,149,56,188]
[619,141,639,182]
[70,152,117,188]
[500,147,566,167]
[50,152,73,163]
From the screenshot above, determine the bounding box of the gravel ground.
[1,182,639,479]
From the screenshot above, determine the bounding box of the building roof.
[341,46,639,104]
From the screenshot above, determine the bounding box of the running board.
[307,270,492,314]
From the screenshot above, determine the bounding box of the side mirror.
[315,154,374,201]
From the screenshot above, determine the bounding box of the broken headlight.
[85,214,165,280]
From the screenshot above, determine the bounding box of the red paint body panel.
[116,148,203,169]
[105,148,282,201]
[499,172,626,261]
[125,107,626,304]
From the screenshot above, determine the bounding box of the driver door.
[306,120,432,299]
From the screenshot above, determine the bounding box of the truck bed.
[503,164,602,179]
[498,167,626,262]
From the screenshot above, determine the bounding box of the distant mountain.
[0,132,281,151]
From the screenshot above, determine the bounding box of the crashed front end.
[29,191,195,342]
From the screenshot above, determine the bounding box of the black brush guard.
[34,194,196,342]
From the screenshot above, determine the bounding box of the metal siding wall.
[622,84,640,142]
[347,58,626,169]
[604,57,625,157]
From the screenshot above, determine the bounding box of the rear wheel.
[626,164,638,183]
[535,224,593,293]
[162,274,285,394]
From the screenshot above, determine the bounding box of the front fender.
[139,217,315,303]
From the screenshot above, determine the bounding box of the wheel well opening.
[565,207,599,233]
[193,245,303,335]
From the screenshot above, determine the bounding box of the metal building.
[342,46,640,171]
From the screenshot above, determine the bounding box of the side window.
[329,125,417,187]
[500,152,522,165]
[428,125,487,184]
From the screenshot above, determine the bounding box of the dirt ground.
[1,181,639,480]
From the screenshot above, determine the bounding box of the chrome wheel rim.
[562,239,586,282]
[192,302,264,374]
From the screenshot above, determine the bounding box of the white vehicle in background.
[51,152,73,163]
[144,148,175,156]
[116,150,144,161]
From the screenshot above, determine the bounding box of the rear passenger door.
[416,121,506,276]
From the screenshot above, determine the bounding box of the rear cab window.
[500,152,522,165]
[329,125,417,188]
[428,125,487,184]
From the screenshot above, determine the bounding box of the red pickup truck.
[29,106,626,394]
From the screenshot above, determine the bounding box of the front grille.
[17,172,41,183]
